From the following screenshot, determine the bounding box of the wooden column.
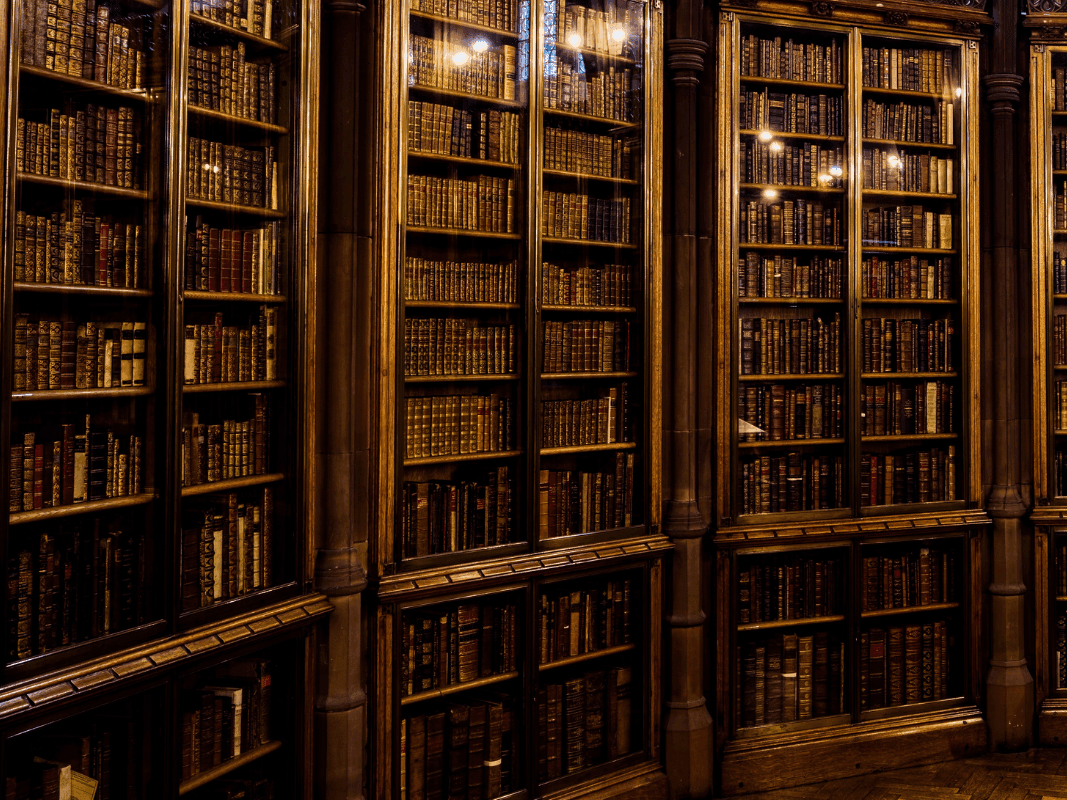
[314,2,373,798]
[983,0,1034,751]
[663,1,714,796]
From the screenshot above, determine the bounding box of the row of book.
[17,104,140,189]
[187,44,276,124]
[861,381,955,436]
[9,426,144,512]
[739,199,842,245]
[181,400,269,486]
[183,309,279,384]
[14,208,142,288]
[538,578,632,664]
[541,191,632,243]
[860,317,955,374]
[185,218,283,295]
[7,524,145,660]
[860,623,953,709]
[739,632,845,727]
[401,600,517,695]
[739,91,844,137]
[738,557,842,624]
[738,383,844,442]
[861,255,954,300]
[409,35,518,103]
[862,150,955,195]
[740,35,844,84]
[180,658,274,779]
[1057,540,1067,598]
[1053,315,1067,365]
[739,254,842,300]
[404,257,519,305]
[859,447,957,506]
[1059,613,1067,690]
[543,262,633,308]
[542,55,637,124]
[407,175,517,233]
[742,141,844,189]
[407,101,520,164]
[401,468,513,558]
[1053,381,1067,431]
[191,0,275,39]
[862,207,954,250]
[404,319,516,377]
[538,455,636,537]
[1051,132,1067,170]
[861,47,956,94]
[549,0,638,58]
[400,697,515,800]
[862,549,958,611]
[13,317,146,391]
[1053,182,1067,231]
[738,315,842,376]
[739,454,845,514]
[541,320,631,374]
[537,669,633,780]
[404,394,516,459]
[544,128,636,179]
[411,0,517,34]
[540,387,632,448]
[862,99,954,146]
[180,491,274,611]
[19,0,143,88]
[186,138,278,210]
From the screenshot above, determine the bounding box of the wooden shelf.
[862,189,957,200]
[543,168,640,185]
[188,104,288,134]
[739,297,842,304]
[741,182,845,195]
[541,371,639,380]
[538,643,636,671]
[409,83,523,109]
[861,372,958,379]
[738,75,845,91]
[181,472,285,497]
[184,290,286,303]
[183,380,286,393]
[408,226,521,240]
[409,9,518,39]
[738,373,844,381]
[542,107,641,129]
[540,442,637,455]
[186,198,287,218]
[178,740,284,795]
[738,438,846,449]
[542,236,638,249]
[12,386,152,402]
[738,242,845,252]
[740,129,844,143]
[862,84,959,101]
[13,282,152,297]
[403,450,522,466]
[861,601,960,619]
[405,300,520,310]
[18,173,149,199]
[409,150,520,170]
[189,13,288,51]
[552,42,639,66]
[862,297,957,305]
[862,433,958,442]
[10,493,156,525]
[542,304,638,313]
[862,246,957,255]
[737,614,845,632]
[400,670,519,706]
[19,64,151,101]
[863,137,957,151]
[404,373,519,383]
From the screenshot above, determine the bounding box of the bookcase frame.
[0,0,331,794]
[711,5,990,793]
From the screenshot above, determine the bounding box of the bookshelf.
[0,0,329,795]
[375,0,666,797]
[713,10,987,793]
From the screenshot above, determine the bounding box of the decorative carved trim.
[1029,0,1067,13]
[377,535,673,599]
[0,594,333,722]
[314,547,369,596]
[810,1,834,16]
[985,73,1024,109]
[953,19,982,33]
[885,9,909,25]
[666,38,709,86]
[1031,506,1067,524]
[714,509,992,544]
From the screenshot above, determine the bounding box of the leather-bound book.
[445,704,469,800]
[467,703,486,800]
[424,711,446,800]
[921,623,935,701]
[781,633,799,721]
[904,624,922,703]
[740,642,757,727]
[887,626,905,706]
[829,639,844,715]
[812,632,829,717]
[563,676,586,774]
[797,634,814,719]
[765,636,783,723]
[408,715,427,800]
[584,670,605,766]
[754,643,766,725]
[868,628,886,708]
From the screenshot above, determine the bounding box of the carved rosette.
[885,10,909,25]
[810,1,834,16]
[953,19,982,34]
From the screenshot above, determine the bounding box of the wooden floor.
[736,749,1067,799]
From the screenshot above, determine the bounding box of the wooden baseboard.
[540,762,667,800]
[718,706,986,795]
[1038,699,1067,745]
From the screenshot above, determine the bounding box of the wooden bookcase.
[712,5,989,793]
[0,0,330,796]
[373,0,668,797]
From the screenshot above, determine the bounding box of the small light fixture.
[818,173,831,184]
[611,26,627,42]
[769,140,784,153]
[758,130,773,143]
[452,49,470,66]
[830,165,843,177]
[763,188,779,200]
[955,87,963,98]
[888,155,902,170]
[471,38,489,53]
[567,32,582,48]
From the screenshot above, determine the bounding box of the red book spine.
[220,229,231,292]
[96,222,109,286]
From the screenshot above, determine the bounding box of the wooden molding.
[721,0,988,34]
[539,762,667,800]
[0,593,332,722]
[1038,698,1067,744]
[712,509,992,545]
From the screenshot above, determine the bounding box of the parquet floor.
[736,749,1067,799]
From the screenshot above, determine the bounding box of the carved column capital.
[986,484,1029,519]
[984,73,1024,113]
[667,38,709,85]
[324,0,365,13]
[314,546,369,596]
